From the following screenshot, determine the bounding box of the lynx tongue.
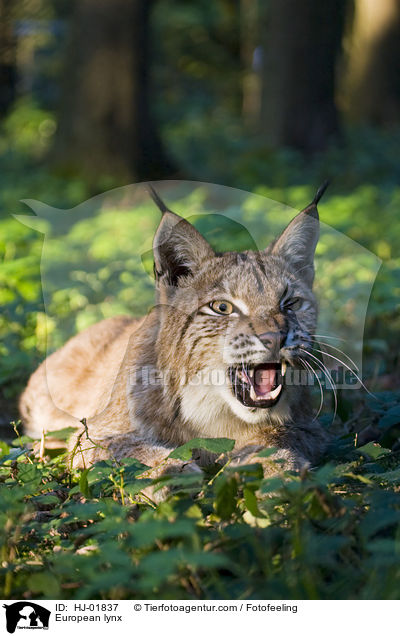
[254,368,276,396]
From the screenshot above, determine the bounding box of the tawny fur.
[20,193,329,477]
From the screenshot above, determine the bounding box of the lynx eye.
[283,297,303,312]
[210,300,234,315]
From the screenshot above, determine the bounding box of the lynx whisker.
[241,361,246,402]
[310,333,345,342]
[312,347,376,399]
[310,337,360,372]
[299,357,324,419]
[292,263,313,277]
[302,349,338,422]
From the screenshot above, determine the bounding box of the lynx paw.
[232,444,309,477]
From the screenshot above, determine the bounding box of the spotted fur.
[20,190,329,479]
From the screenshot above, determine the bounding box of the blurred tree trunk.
[259,0,346,153]
[0,0,16,116]
[343,0,400,125]
[54,0,174,183]
[240,0,260,127]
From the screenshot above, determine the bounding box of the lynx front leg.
[67,428,202,502]
[68,427,198,469]
[231,444,309,477]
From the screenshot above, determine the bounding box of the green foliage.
[0,101,399,404]
[1,170,398,401]
[0,95,400,601]
[169,438,235,461]
[1,419,400,600]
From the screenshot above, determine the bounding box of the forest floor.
[1,111,400,599]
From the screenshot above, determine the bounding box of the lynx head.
[149,184,327,432]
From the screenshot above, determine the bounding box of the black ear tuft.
[301,180,330,217]
[312,180,330,206]
[147,184,171,215]
[270,187,323,286]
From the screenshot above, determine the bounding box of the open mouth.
[229,361,286,408]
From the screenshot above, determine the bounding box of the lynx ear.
[149,186,214,287]
[270,182,328,286]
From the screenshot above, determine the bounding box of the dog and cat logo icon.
[3,602,50,633]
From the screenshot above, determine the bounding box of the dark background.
[0,0,399,184]
[0,0,399,421]
[1,1,400,602]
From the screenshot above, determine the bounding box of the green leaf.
[126,519,196,548]
[359,509,400,539]
[18,463,42,488]
[169,437,235,461]
[152,471,204,491]
[46,426,77,440]
[137,548,231,590]
[0,448,28,465]
[124,478,154,496]
[260,476,284,494]
[11,434,34,447]
[227,462,264,478]
[214,476,238,519]
[119,457,151,479]
[243,486,263,517]
[28,572,60,597]
[356,442,391,460]
[379,406,400,430]
[256,447,279,458]
[312,462,342,485]
[62,501,110,522]
[33,494,60,506]
[79,468,92,498]
[86,460,115,484]
[0,441,10,456]
[343,472,374,484]
[367,468,400,484]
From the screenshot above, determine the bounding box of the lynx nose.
[258,331,286,355]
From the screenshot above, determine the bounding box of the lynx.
[20,184,329,479]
